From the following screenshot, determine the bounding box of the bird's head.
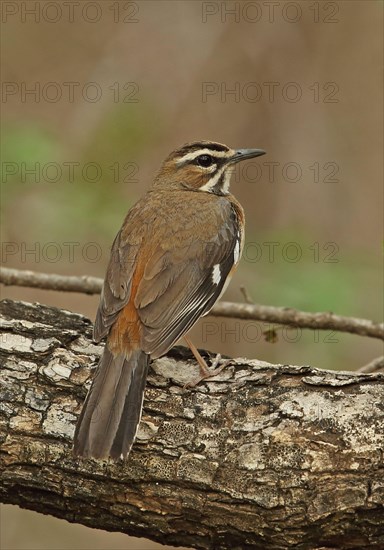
[154,141,265,195]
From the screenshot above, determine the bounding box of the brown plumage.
[74,141,265,460]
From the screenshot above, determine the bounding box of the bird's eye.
[196,154,213,168]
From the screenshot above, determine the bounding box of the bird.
[73,140,265,460]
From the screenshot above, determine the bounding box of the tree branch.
[358,356,384,374]
[1,267,383,340]
[0,266,101,295]
[0,299,383,549]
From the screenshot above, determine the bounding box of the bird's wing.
[135,199,243,358]
[93,203,145,342]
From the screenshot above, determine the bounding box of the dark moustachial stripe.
[210,172,226,195]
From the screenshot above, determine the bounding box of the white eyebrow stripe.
[176,148,230,164]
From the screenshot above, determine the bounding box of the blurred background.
[1,1,382,549]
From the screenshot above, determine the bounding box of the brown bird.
[74,141,265,460]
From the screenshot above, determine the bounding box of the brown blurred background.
[1,1,382,549]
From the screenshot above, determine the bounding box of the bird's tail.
[73,345,149,460]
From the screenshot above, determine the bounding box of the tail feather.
[110,356,149,459]
[73,346,149,460]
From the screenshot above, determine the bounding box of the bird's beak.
[228,148,266,165]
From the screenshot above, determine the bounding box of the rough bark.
[0,299,383,550]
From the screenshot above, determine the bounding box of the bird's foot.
[184,353,232,389]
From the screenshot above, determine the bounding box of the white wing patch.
[234,239,240,264]
[212,263,222,285]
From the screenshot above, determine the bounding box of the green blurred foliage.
[244,229,381,318]
[2,101,164,242]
